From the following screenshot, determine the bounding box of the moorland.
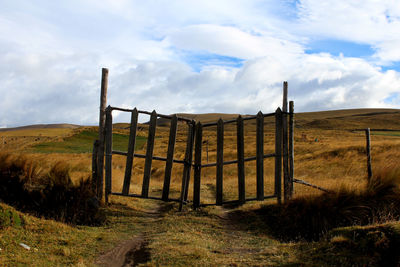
[1,108,400,266]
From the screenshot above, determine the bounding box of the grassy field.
[1,108,400,266]
[31,129,146,154]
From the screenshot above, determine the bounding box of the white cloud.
[295,0,400,64]
[0,0,400,127]
[167,24,303,60]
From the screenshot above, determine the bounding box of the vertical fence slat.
[179,121,195,211]
[193,122,203,209]
[105,107,113,204]
[216,118,224,205]
[256,111,264,201]
[122,108,138,196]
[275,108,282,204]
[237,115,245,204]
[366,128,372,181]
[289,101,294,198]
[184,121,196,201]
[282,82,290,202]
[162,115,178,201]
[97,68,108,200]
[141,110,157,198]
[92,140,100,192]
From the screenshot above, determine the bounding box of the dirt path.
[95,235,150,267]
[95,202,171,267]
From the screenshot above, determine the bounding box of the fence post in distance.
[366,128,373,182]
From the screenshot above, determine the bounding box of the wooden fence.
[94,106,295,209]
[92,69,295,209]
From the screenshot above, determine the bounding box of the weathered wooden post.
[179,120,195,211]
[282,82,290,202]
[142,110,157,198]
[216,118,224,205]
[256,111,264,201]
[237,115,245,204]
[275,108,283,204]
[122,108,139,196]
[193,122,203,209]
[366,128,372,181]
[289,101,294,198]
[162,114,178,201]
[97,68,108,200]
[104,106,113,204]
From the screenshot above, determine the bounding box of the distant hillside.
[2,108,400,132]
[153,109,400,130]
[295,108,400,130]
[0,123,80,132]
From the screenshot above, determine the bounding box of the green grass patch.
[372,131,400,137]
[31,130,146,153]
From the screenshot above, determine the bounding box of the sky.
[0,0,400,127]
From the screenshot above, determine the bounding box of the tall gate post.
[275,108,283,204]
[97,68,108,201]
[282,82,290,202]
[289,101,294,198]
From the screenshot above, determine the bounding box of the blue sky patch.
[380,62,400,72]
[384,92,400,104]
[178,50,244,72]
[305,39,375,58]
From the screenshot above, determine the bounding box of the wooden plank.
[122,108,138,196]
[91,139,99,192]
[193,122,203,209]
[162,115,178,201]
[366,128,373,181]
[141,110,157,198]
[282,82,290,202]
[256,111,264,200]
[289,101,294,198]
[216,118,224,205]
[237,115,245,204]
[184,121,196,201]
[179,121,195,211]
[275,108,282,204]
[97,68,108,200]
[104,107,113,204]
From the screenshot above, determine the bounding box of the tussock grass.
[241,165,400,241]
[0,153,104,225]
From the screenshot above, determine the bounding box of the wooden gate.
[92,69,294,209]
[97,106,294,209]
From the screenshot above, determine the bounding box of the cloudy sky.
[1,0,400,127]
